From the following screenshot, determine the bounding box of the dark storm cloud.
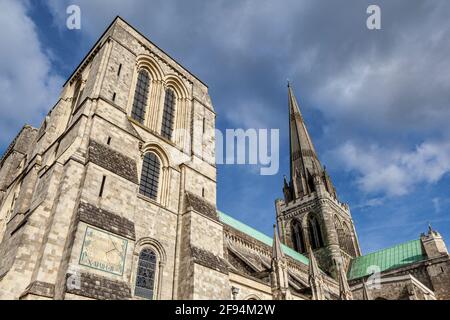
[8,0,450,197]
[46,1,450,134]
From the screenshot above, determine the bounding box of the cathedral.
[0,17,449,300]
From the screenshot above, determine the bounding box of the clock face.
[79,226,128,276]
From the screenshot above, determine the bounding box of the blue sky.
[0,0,449,254]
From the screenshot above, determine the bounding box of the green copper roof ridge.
[217,211,309,265]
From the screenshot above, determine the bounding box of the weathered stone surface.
[65,273,131,300]
[191,246,229,275]
[20,281,55,299]
[185,192,217,220]
[88,140,138,184]
[78,202,135,240]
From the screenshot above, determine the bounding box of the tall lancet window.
[131,69,150,124]
[343,224,356,257]
[134,249,157,300]
[71,79,82,111]
[139,152,161,201]
[292,221,306,254]
[308,216,324,249]
[161,88,176,140]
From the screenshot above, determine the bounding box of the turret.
[271,225,291,300]
[421,224,448,259]
[337,262,353,300]
[308,246,325,300]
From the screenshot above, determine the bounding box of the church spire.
[286,84,324,200]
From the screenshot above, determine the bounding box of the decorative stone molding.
[78,202,136,240]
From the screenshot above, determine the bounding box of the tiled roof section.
[348,239,427,280]
[185,192,218,220]
[191,246,229,275]
[78,202,136,240]
[88,140,138,184]
[65,272,131,300]
[218,211,309,265]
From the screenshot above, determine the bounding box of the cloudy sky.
[1,0,449,253]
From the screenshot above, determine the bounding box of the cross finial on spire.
[428,222,434,235]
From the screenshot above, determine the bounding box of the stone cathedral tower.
[0,17,228,300]
[1,16,448,301]
[276,84,361,278]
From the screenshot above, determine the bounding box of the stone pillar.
[176,191,230,300]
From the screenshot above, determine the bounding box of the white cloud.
[432,197,441,213]
[333,140,450,197]
[0,0,63,146]
[352,197,385,210]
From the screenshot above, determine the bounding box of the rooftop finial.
[287,79,290,88]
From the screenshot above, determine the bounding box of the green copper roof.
[348,239,427,280]
[218,211,309,265]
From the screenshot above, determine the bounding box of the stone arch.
[141,142,171,169]
[164,74,189,99]
[306,213,325,249]
[139,142,175,206]
[342,222,356,256]
[334,215,346,249]
[134,237,167,264]
[131,237,167,300]
[136,54,164,81]
[244,294,261,300]
[291,219,306,254]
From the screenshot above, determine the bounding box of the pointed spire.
[287,84,324,199]
[272,225,284,261]
[337,262,353,300]
[362,282,372,300]
[271,225,291,300]
[308,246,321,280]
[428,222,434,235]
[308,246,325,300]
[283,176,292,203]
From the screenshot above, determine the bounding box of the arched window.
[139,152,161,200]
[308,216,324,249]
[71,79,82,111]
[292,220,306,254]
[343,223,356,257]
[335,216,345,248]
[161,88,176,140]
[131,69,151,124]
[134,249,157,300]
